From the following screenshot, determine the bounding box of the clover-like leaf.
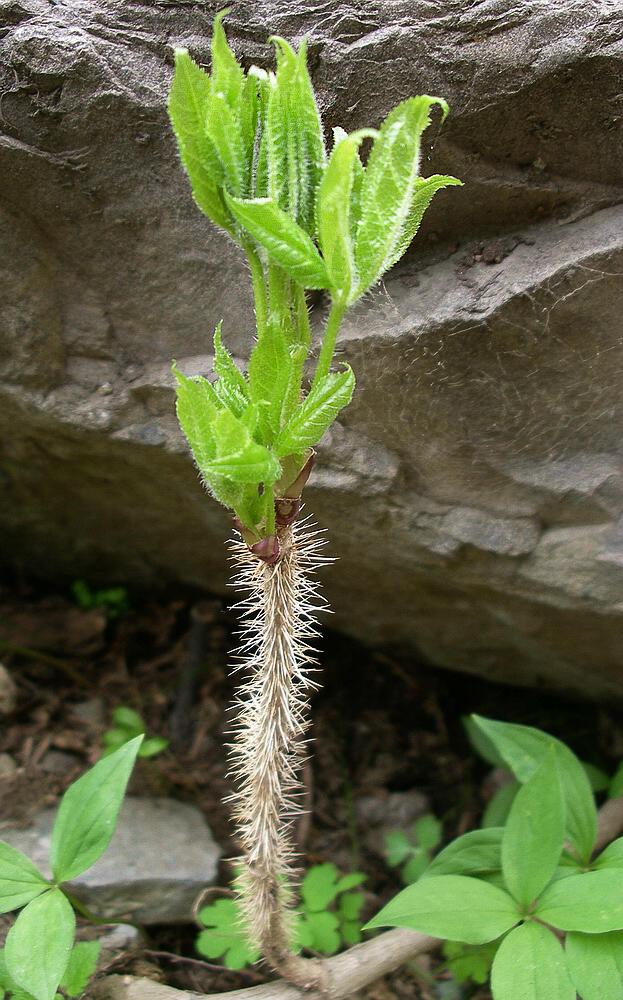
[197,898,260,970]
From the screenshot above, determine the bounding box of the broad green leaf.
[582,761,610,792]
[402,852,429,884]
[609,763,623,798]
[483,782,519,828]
[316,129,376,302]
[566,931,623,1000]
[224,195,329,288]
[210,9,244,111]
[537,869,623,931]
[414,814,443,851]
[168,50,232,233]
[173,363,222,467]
[463,715,506,768]
[275,366,355,457]
[301,863,340,911]
[139,737,169,758]
[490,921,574,1000]
[425,828,503,879]
[384,174,462,273]
[501,752,565,906]
[205,408,281,484]
[365,874,519,944]
[266,38,325,233]
[0,843,49,914]
[60,941,100,998]
[471,715,597,863]
[5,890,75,1000]
[384,830,412,868]
[50,736,142,882]
[594,836,623,870]
[247,322,291,439]
[354,96,449,295]
[110,706,143,731]
[206,91,247,196]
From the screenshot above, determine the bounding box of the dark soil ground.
[1,574,622,999]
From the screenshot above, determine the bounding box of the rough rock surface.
[1,1,622,697]
[0,797,222,924]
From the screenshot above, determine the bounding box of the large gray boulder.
[1,1,622,698]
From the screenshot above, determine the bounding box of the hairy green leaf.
[0,843,49,915]
[566,931,623,1000]
[60,941,100,998]
[5,890,75,1000]
[206,90,247,197]
[247,321,292,440]
[354,96,449,296]
[168,50,233,233]
[213,322,249,417]
[425,828,503,879]
[266,38,325,233]
[207,407,281,483]
[537,869,623,932]
[50,736,142,882]
[384,174,462,273]
[490,921,574,1000]
[224,195,329,288]
[173,362,222,468]
[301,863,341,911]
[502,751,565,906]
[317,129,376,302]
[298,911,340,955]
[210,9,244,110]
[471,715,597,863]
[365,874,519,944]
[275,365,355,457]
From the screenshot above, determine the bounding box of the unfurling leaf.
[317,129,377,302]
[213,322,249,416]
[266,37,325,233]
[247,321,292,439]
[5,890,75,1000]
[224,195,329,288]
[168,50,232,233]
[365,874,519,944]
[210,8,244,111]
[208,408,281,484]
[275,366,355,457]
[490,921,574,1000]
[354,96,450,296]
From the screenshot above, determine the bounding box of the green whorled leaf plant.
[168,9,460,989]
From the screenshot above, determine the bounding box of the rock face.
[1,1,622,698]
[0,798,222,924]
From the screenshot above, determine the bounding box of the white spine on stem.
[227,518,331,990]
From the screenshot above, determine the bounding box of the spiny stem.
[311,298,347,390]
[228,523,330,992]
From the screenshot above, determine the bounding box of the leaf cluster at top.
[168,10,461,540]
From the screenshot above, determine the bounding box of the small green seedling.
[197,863,366,969]
[0,738,142,1000]
[442,939,499,987]
[102,706,168,759]
[71,580,129,619]
[366,715,623,1000]
[384,814,442,884]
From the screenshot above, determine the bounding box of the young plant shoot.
[167,9,460,988]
